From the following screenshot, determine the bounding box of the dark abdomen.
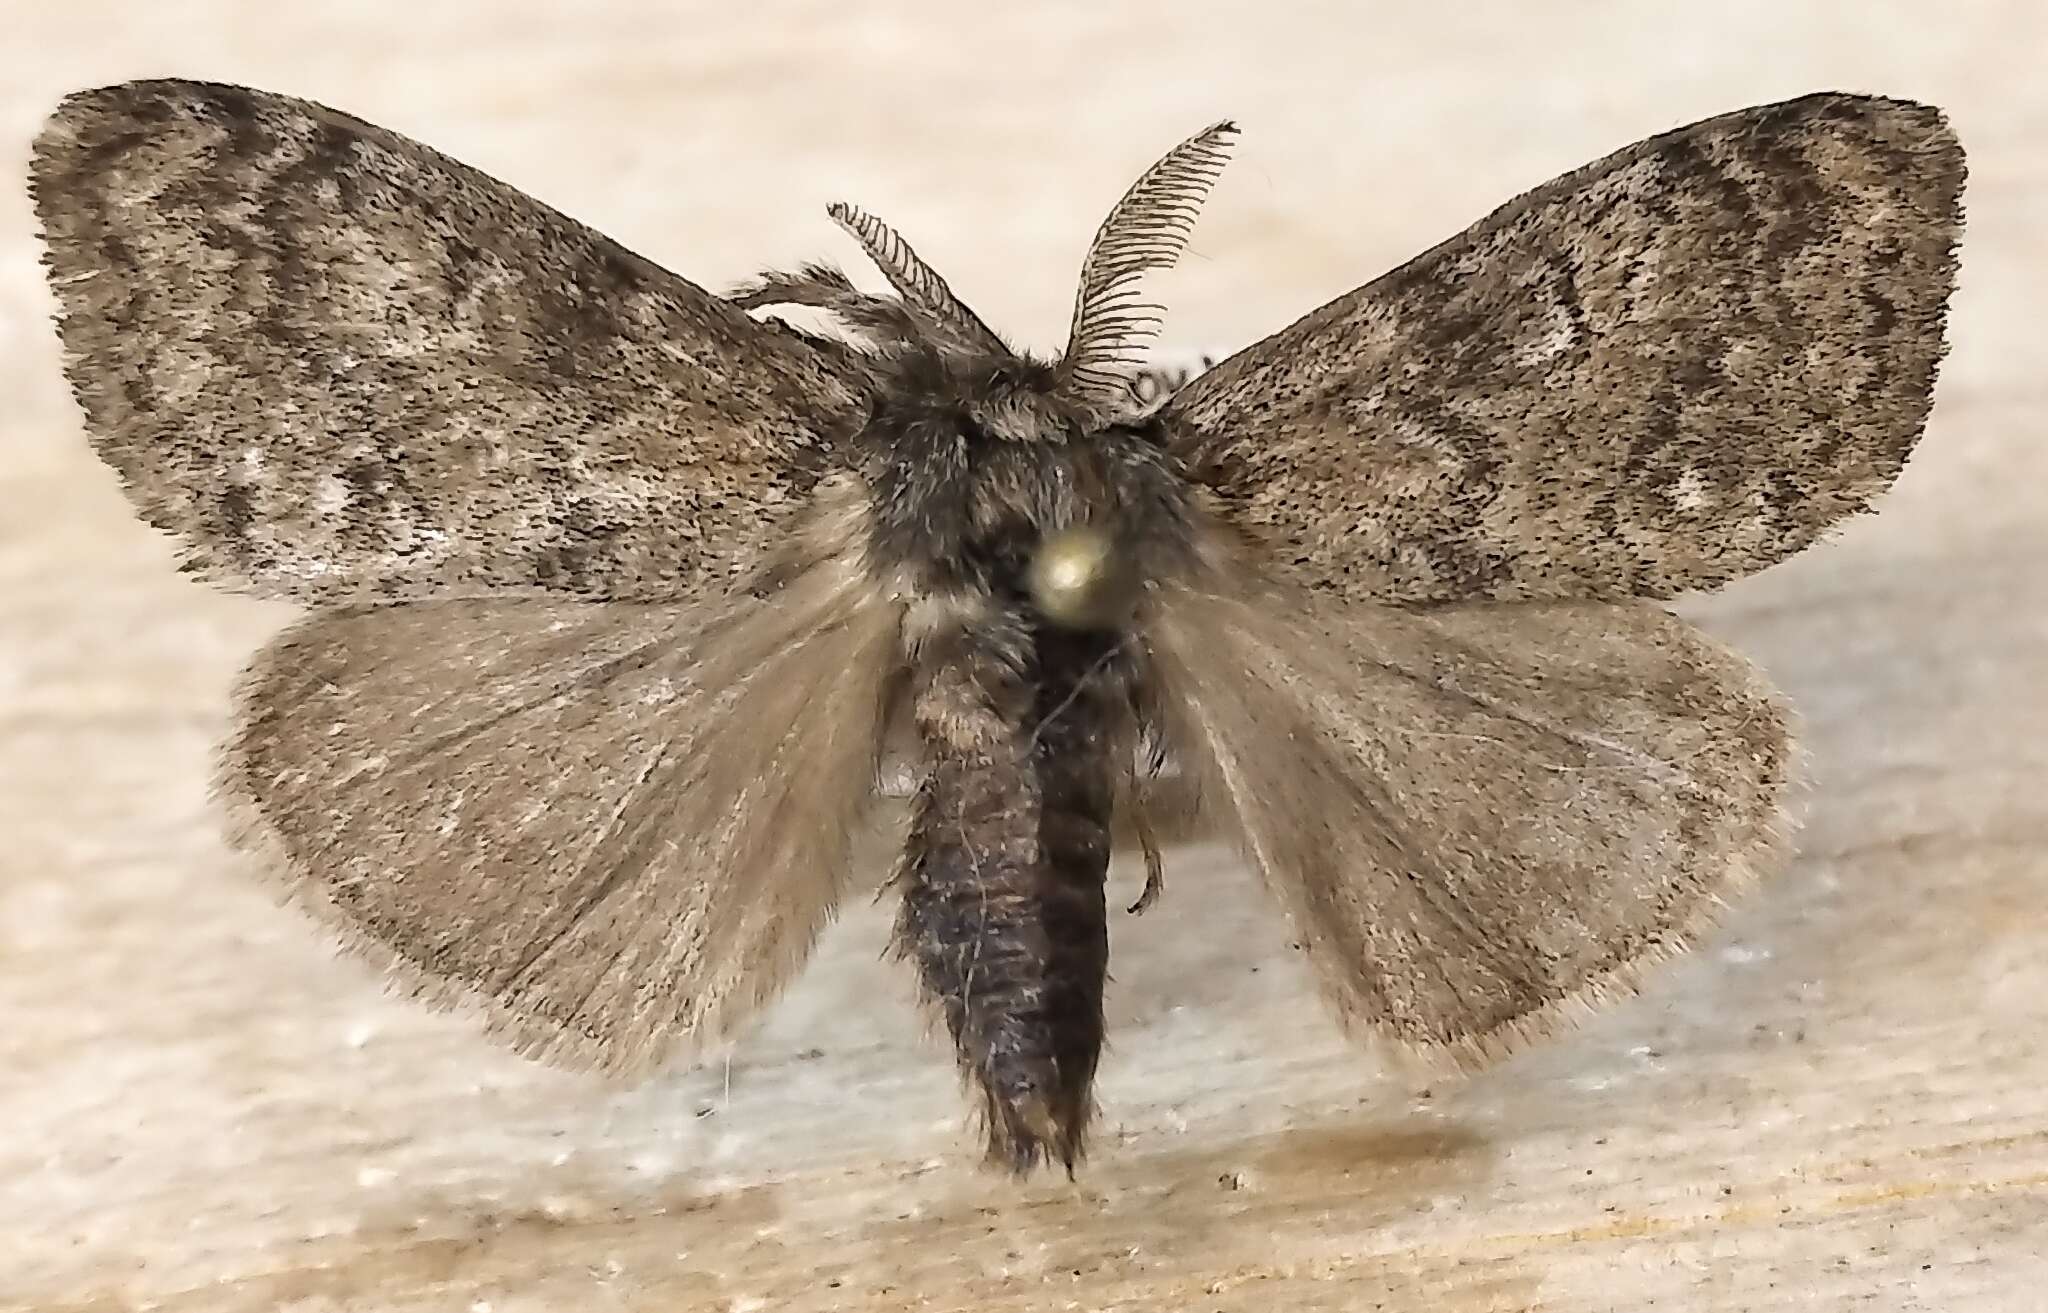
[894,617,1121,1173]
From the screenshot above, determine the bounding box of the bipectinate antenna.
[1057,121,1238,417]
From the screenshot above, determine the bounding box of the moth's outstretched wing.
[220,509,901,1075]
[1164,93,1964,605]
[1146,552,1791,1064]
[31,79,867,605]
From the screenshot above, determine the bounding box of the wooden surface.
[4,4,2045,1309]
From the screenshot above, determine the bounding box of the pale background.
[3,3,2045,1310]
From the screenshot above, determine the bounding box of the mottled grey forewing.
[220,530,901,1075]
[31,79,868,604]
[1164,93,1963,605]
[1148,554,1791,1064]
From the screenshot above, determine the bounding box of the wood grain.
[3,4,2044,1309]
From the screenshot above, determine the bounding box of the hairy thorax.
[854,350,1197,634]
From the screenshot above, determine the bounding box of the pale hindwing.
[31,79,868,605]
[220,557,902,1076]
[1148,567,1793,1065]
[1164,93,1964,605]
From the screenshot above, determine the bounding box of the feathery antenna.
[827,201,1007,355]
[1058,121,1238,412]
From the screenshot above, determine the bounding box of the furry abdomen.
[892,610,1122,1172]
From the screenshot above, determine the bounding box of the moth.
[31,82,1963,1175]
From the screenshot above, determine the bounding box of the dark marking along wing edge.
[1164,92,1964,605]
[31,79,870,605]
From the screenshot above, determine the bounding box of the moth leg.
[1125,796,1166,916]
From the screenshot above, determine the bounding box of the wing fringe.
[1144,535,1798,1076]
[215,483,906,1079]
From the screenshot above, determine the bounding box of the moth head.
[733,125,1238,630]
